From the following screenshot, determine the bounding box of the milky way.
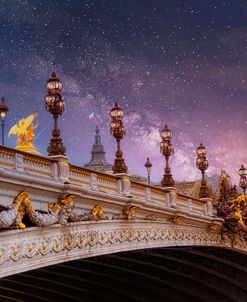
[0,0,246,184]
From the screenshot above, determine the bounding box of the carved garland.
[0,226,223,266]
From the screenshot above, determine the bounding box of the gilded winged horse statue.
[8,112,40,154]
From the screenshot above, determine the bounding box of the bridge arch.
[0,246,246,302]
[0,219,246,279]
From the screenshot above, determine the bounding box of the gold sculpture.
[123,206,136,219]
[230,195,247,226]
[8,112,40,155]
[169,215,183,224]
[91,205,104,220]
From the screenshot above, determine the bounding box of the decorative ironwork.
[196,143,209,198]
[160,125,175,187]
[45,72,66,156]
[144,157,152,186]
[0,97,9,146]
[110,103,128,174]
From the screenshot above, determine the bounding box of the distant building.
[84,126,112,172]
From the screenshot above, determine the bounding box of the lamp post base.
[199,180,210,198]
[112,158,128,174]
[47,136,66,156]
[161,173,175,188]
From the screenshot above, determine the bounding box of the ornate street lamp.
[160,125,175,187]
[110,103,128,174]
[144,157,152,186]
[0,97,9,146]
[45,72,66,156]
[239,164,247,195]
[196,143,209,198]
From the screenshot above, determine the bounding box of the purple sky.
[0,0,246,184]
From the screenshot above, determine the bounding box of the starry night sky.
[0,0,246,183]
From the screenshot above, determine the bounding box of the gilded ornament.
[169,215,183,224]
[24,193,75,227]
[13,247,19,257]
[0,191,28,229]
[8,112,40,155]
[29,245,33,253]
[122,206,136,219]
[207,223,222,232]
[90,204,104,220]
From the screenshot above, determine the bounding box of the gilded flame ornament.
[8,112,40,155]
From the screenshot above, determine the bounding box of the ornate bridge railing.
[0,145,209,216]
[2,145,243,278]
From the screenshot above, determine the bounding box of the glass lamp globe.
[239,165,247,177]
[110,103,123,119]
[0,97,9,122]
[47,72,62,94]
[197,143,206,156]
[145,157,152,174]
[45,95,55,107]
[161,125,172,139]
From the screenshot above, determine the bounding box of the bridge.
[0,144,246,283]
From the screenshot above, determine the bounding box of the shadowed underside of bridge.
[0,247,246,302]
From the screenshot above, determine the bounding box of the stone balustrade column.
[116,173,132,197]
[200,197,214,216]
[145,188,151,202]
[164,187,177,208]
[90,173,98,190]
[50,155,69,182]
[14,154,24,172]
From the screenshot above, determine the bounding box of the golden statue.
[8,112,40,154]
[91,204,105,220]
[230,194,247,226]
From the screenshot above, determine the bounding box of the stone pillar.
[164,187,177,208]
[15,154,24,172]
[188,199,193,212]
[90,173,98,190]
[116,174,132,197]
[145,188,151,202]
[50,155,69,182]
[200,198,214,216]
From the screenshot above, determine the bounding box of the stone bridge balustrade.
[0,145,237,278]
[0,145,217,218]
[0,145,215,218]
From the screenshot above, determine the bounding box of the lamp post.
[160,125,175,187]
[144,157,152,186]
[239,164,247,195]
[45,72,66,156]
[110,103,128,174]
[0,97,9,146]
[196,143,209,198]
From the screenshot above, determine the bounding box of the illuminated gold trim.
[23,155,52,165]
[0,148,16,157]
[69,166,91,176]
[151,187,165,194]
[131,182,147,190]
[97,174,117,183]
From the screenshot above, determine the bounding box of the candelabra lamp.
[160,125,175,187]
[110,103,128,174]
[144,157,152,186]
[45,72,66,156]
[196,143,209,198]
[0,97,9,146]
[239,164,247,195]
